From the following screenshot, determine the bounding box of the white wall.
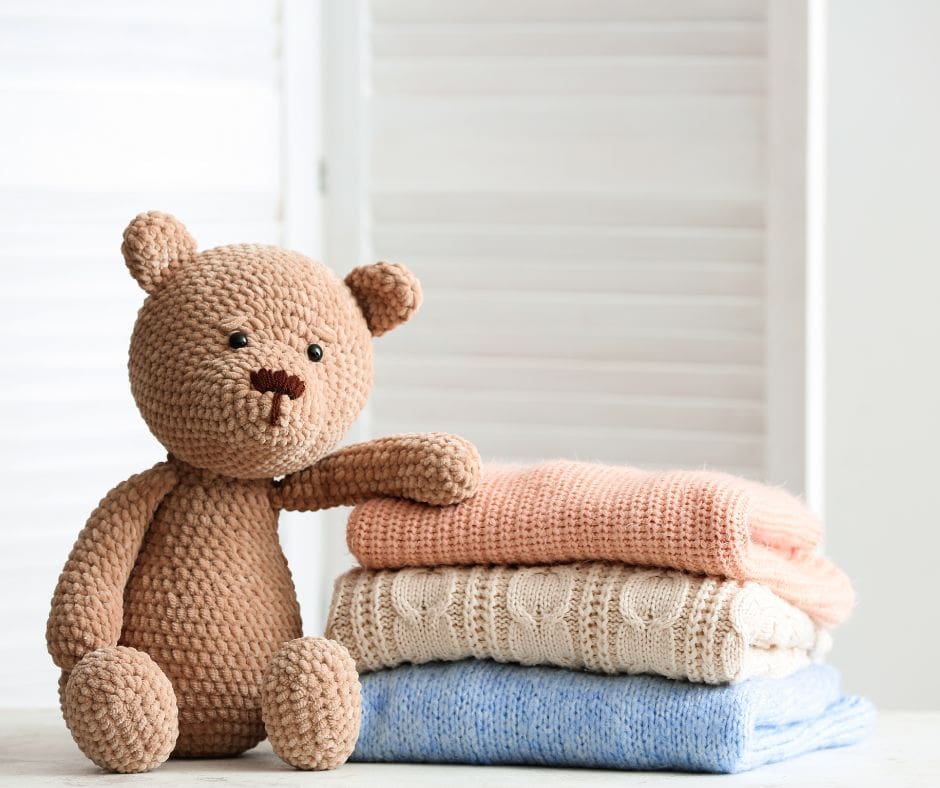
[825,0,940,710]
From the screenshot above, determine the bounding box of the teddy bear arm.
[272,432,481,510]
[46,462,178,671]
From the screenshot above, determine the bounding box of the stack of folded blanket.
[326,461,875,773]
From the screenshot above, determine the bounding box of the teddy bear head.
[122,211,420,479]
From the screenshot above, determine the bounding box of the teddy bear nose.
[249,368,306,426]
[249,368,306,399]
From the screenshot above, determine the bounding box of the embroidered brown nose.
[249,368,305,425]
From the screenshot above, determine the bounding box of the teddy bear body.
[120,466,299,756]
[46,213,480,773]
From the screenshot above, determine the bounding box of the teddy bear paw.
[261,637,361,770]
[63,646,178,773]
[409,433,482,505]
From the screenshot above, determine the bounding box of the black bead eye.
[228,331,249,349]
[307,343,323,362]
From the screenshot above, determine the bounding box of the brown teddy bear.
[45,211,480,773]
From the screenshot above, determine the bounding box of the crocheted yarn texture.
[326,563,828,684]
[46,212,480,773]
[351,660,876,773]
[347,461,854,627]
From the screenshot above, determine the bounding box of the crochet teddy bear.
[45,211,480,773]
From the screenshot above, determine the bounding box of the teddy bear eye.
[228,331,249,349]
[307,343,323,362]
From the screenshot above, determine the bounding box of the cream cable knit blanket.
[326,563,830,684]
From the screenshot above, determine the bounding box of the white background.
[0,0,937,711]
[825,0,940,710]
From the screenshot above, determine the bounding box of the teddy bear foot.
[63,646,178,773]
[261,637,361,770]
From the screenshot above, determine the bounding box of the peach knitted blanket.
[326,563,828,684]
[346,462,854,627]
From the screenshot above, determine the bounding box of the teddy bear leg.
[62,646,178,773]
[261,637,361,770]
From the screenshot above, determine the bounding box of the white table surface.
[0,709,934,787]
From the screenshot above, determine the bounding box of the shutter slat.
[372,191,763,227]
[374,56,765,95]
[370,0,767,24]
[376,355,765,399]
[373,22,765,58]
[375,389,764,434]
[412,261,763,297]
[374,226,764,263]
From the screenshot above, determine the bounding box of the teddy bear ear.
[121,211,197,294]
[345,261,422,336]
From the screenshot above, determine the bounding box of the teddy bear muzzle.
[249,368,306,426]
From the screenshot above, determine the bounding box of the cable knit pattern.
[347,461,854,627]
[326,563,828,683]
[351,660,876,773]
[45,212,480,773]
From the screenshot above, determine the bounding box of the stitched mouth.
[249,368,306,425]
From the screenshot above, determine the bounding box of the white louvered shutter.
[332,0,806,491]
[338,0,814,486]
[0,0,322,705]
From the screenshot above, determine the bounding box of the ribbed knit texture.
[351,660,875,773]
[347,461,854,627]
[327,563,828,683]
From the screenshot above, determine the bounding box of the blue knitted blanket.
[351,660,875,773]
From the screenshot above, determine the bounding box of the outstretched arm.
[272,432,480,511]
[46,462,178,671]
